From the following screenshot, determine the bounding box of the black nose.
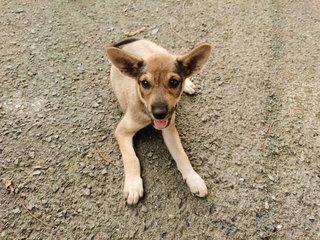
[152,103,168,119]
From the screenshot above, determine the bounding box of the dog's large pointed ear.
[176,43,212,77]
[105,47,144,78]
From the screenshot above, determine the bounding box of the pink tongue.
[153,119,169,129]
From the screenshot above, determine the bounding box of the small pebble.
[265,201,270,210]
[32,170,42,176]
[54,219,61,225]
[27,202,35,210]
[53,185,59,193]
[141,205,148,213]
[99,136,107,142]
[268,174,275,181]
[12,207,21,214]
[309,215,315,221]
[28,151,35,159]
[83,188,90,196]
[151,28,159,35]
[92,101,99,108]
[201,117,207,122]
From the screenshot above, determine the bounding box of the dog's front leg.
[115,114,146,205]
[162,124,208,197]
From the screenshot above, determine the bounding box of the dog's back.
[113,39,168,58]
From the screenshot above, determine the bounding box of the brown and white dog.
[105,39,211,204]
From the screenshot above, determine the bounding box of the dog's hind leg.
[183,78,196,95]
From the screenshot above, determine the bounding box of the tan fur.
[105,39,211,204]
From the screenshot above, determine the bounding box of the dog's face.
[136,54,184,129]
[106,43,211,129]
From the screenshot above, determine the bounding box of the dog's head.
[106,43,211,129]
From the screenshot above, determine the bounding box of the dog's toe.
[124,176,144,205]
[185,172,208,197]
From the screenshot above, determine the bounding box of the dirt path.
[1,0,320,239]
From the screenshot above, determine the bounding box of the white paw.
[123,176,144,205]
[183,78,196,95]
[185,171,208,197]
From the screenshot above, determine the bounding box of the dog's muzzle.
[151,103,171,129]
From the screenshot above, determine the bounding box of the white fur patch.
[183,78,196,95]
[123,176,144,205]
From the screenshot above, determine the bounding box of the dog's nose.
[152,104,168,119]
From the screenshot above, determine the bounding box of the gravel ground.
[1,0,320,239]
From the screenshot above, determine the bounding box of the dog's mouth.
[153,118,171,130]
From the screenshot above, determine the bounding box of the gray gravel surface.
[1,0,320,239]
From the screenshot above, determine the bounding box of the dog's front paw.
[185,171,208,197]
[183,78,196,95]
[124,176,144,205]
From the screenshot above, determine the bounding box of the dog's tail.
[112,38,140,48]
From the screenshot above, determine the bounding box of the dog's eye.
[168,78,180,88]
[140,80,151,89]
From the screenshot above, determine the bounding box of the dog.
[105,39,212,204]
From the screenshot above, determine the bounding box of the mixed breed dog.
[105,39,212,204]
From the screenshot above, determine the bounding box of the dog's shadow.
[133,125,178,187]
[133,125,170,164]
